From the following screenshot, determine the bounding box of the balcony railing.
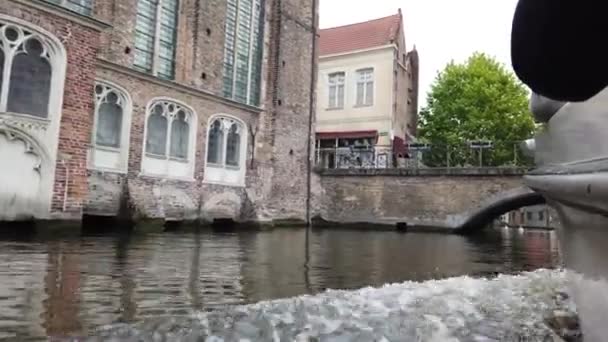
[314,141,534,170]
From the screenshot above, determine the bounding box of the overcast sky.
[319,0,520,107]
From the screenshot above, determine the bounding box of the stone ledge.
[317,167,529,177]
[97,59,264,115]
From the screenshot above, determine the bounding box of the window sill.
[139,172,196,183]
[144,153,189,164]
[202,179,246,188]
[0,111,51,122]
[354,104,374,108]
[88,166,128,175]
[0,112,51,131]
[206,163,242,170]
[169,156,189,163]
[145,152,168,160]
[94,145,121,153]
[326,107,344,111]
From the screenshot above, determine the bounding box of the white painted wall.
[0,15,68,220]
[317,47,395,145]
[0,132,45,220]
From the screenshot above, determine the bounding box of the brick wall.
[1,2,102,218]
[2,0,317,224]
[91,65,262,221]
[85,0,317,224]
[255,0,317,221]
[315,169,526,228]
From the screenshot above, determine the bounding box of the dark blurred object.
[529,93,565,123]
[511,0,608,102]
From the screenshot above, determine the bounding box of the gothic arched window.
[206,119,224,164]
[0,22,64,118]
[146,103,169,156]
[170,110,189,159]
[90,81,133,172]
[142,98,197,179]
[204,115,247,186]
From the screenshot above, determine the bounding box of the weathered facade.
[313,168,527,229]
[0,0,317,225]
[315,10,419,169]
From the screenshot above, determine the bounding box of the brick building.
[0,0,318,225]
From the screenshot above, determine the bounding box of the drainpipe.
[306,0,318,226]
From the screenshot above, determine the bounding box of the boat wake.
[89,269,573,341]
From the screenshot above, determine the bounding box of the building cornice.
[97,59,264,115]
[13,0,112,31]
[320,44,396,60]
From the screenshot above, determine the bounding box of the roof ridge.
[320,13,400,31]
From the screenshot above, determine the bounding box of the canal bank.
[2,167,542,235]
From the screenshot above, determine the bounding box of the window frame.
[203,114,248,187]
[0,15,67,217]
[89,80,133,173]
[133,0,180,80]
[327,71,346,109]
[355,68,375,107]
[0,19,66,121]
[222,0,265,106]
[141,97,198,180]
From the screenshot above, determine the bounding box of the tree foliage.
[418,53,535,167]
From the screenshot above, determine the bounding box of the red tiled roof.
[319,12,402,56]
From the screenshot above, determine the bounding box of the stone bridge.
[312,167,537,233]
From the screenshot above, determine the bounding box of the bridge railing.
[314,141,534,170]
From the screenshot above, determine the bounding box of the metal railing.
[314,141,534,170]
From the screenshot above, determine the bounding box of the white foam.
[92,269,569,341]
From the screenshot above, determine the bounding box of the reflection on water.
[0,227,560,341]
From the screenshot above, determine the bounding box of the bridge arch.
[454,186,546,234]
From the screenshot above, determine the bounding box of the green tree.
[418,53,535,167]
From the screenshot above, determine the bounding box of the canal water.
[0,227,566,341]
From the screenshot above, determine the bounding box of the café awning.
[316,130,378,141]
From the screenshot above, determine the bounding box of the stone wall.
[1,1,106,220]
[314,168,526,228]
[1,0,316,225]
[85,0,316,225]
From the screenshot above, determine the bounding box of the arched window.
[226,123,241,167]
[95,84,123,148]
[0,21,64,119]
[204,115,247,186]
[142,99,197,179]
[206,119,223,164]
[146,103,169,156]
[90,81,133,172]
[170,110,189,159]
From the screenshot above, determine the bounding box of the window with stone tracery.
[142,98,197,179]
[146,100,192,159]
[90,81,132,172]
[204,115,247,186]
[94,83,127,148]
[0,23,60,118]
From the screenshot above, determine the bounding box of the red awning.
[316,130,378,140]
